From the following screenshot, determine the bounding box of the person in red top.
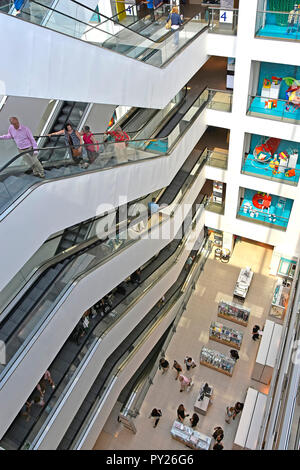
[82,126,99,163]
[106,127,130,164]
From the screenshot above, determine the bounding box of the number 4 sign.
[220,10,233,24]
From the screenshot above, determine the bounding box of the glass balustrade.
[255,10,300,42]
[207,89,233,112]
[206,7,238,35]
[247,94,300,123]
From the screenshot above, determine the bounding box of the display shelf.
[218,300,250,326]
[209,321,243,349]
[233,267,253,300]
[252,320,283,385]
[171,420,211,450]
[200,346,235,377]
[270,278,291,321]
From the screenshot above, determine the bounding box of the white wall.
[205,0,300,258]
[84,103,116,133]
[0,165,206,439]
[0,14,209,109]
[0,107,207,291]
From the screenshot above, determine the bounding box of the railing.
[241,153,300,186]
[207,88,233,112]
[206,6,238,35]
[0,144,207,395]
[0,88,210,218]
[205,200,225,215]
[70,237,212,450]
[255,10,300,42]
[0,0,208,68]
[206,147,228,169]
[247,94,300,123]
[237,201,290,230]
[20,203,206,449]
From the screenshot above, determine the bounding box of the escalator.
[0,186,206,449]
[0,0,207,68]
[0,84,203,218]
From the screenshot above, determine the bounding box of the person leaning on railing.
[0,116,45,178]
[48,122,83,165]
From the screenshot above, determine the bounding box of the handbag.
[68,134,82,158]
[166,18,171,29]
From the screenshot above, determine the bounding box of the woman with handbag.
[48,122,83,164]
[166,6,182,47]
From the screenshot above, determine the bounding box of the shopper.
[106,127,129,164]
[81,125,98,163]
[148,197,160,215]
[14,0,25,15]
[184,356,196,371]
[230,349,240,361]
[178,374,193,392]
[172,360,182,379]
[142,0,155,21]
[149,408,162,428]
[225,406,235,424]
[130,269,142,285]
[44,370,55,389]
[177,404,189,422]
[212,426,224,442]
[233,402,244,420]
[185,255,195,271]
[48,123,83,164]
[33,395,45,407]
[213,442,224,450]
[190,413,199,428]
[159,357,169,374]
[36,379,46,398]
[0,117,45,178]
[252,325,261,341]
[166,6,182,47]
[21,399,34,421]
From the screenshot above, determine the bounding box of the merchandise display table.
[171,420,211,450]
[209,321,243,349]
[252,319,282,384]
[194,382,213,416]
[233,387,267,450]
[218,300,250,327]
[233,267,253,300]
[200,346,235,377]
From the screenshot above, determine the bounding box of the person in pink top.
[0,117,44,178]
[81,126,99,163]
[178,374,193,392]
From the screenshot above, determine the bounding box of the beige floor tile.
[94,240,276,451]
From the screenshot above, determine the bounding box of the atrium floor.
[94,239,276,450]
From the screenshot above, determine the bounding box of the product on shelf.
[200,346,236,376]
[209,321,243,349]
[218,300,250,326]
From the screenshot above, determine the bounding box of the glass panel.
[207,89,232,112]
[247,95,300,124]
[255,10,300,42]
[207,7,238,35]
[206,148,228,169]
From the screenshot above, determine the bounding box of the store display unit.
[270,278,291,321]
[218,300,250,326]
[194,382,213,416]
[233,267,253,301]
[171,420,211,450]
[200,346,235,377]
[252,320,283,385]
[209,321,243,349]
